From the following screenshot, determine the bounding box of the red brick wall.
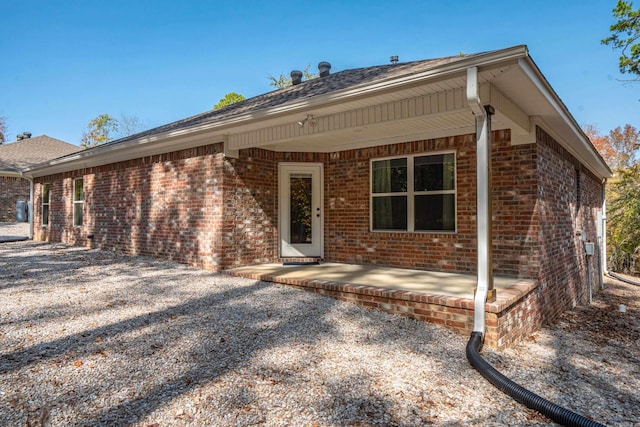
[534,126,603,323]
[323,130,539,277]
[34,144,226,270]
[0,177,30,222]
[221,148,279,269]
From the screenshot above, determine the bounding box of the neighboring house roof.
[0,135,80,176]
[23,45,612,180]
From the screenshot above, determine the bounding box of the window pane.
[74,203,83,226]
[42,205,49,225]
[43,184,50,203]
[74,179,83,201]
[290,175,312,244]
[415,194,455,231]
[414,153,455,191]
[372,158,407,193]
[372,196,407,230]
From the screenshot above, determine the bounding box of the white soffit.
[499,57,611,178]
[261,111,477,152]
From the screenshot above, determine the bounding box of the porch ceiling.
[225,58,610,179]
[227,64,526,153]
[261,111,478,152]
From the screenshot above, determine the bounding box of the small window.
[371,152,456,232]
[73,178,83,226]
[42,184,50,226]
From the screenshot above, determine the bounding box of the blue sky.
[1,0,637,145]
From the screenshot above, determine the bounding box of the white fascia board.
[24,131,226,178]
[517,58,612,179]
[0,170,23,178]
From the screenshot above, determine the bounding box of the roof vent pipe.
[290,70,303,85]
[318,61,331,77]
[390,55,399,64]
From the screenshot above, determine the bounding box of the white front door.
[279,163,323,258]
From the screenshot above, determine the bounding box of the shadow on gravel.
[4,241,572,426]
[0,242,95,291]
[0,276,341,425]
[4,242,425,425]
[318,373,409,426]
[537,278,640,425]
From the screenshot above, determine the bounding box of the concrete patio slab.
[227,262,517,300]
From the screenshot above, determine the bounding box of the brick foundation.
[225,266,539,349]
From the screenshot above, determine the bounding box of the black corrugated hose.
[466,332,605,427]
[606,271,640,286]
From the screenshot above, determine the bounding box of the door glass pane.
[290,174,312,244]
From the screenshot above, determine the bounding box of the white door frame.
[278,162,324,258]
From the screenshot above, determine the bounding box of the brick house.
[22,46,611,347]
[0,134,79,222]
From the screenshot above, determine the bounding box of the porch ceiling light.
[297,114,316,128]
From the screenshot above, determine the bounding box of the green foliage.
[607,163,640,273]
[81,113,146,149]
[81,114,119,148]
[602,0,640,77]
[214,92,245,110]
[268,65,317,89]
[602,124,640,274]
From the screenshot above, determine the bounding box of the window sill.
[370,229,457,235]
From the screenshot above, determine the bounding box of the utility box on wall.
[16,199,27,223]
[584,242,595,256]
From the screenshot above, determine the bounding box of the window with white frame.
[371,152,456,232]
[73,178,83,226]
[42,183,50,226]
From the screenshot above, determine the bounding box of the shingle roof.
[98,51,490,149]
[0,135,80,173]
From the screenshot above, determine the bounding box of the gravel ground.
[1,241,638,426]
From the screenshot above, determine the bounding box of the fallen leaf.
[73,360,83,367]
